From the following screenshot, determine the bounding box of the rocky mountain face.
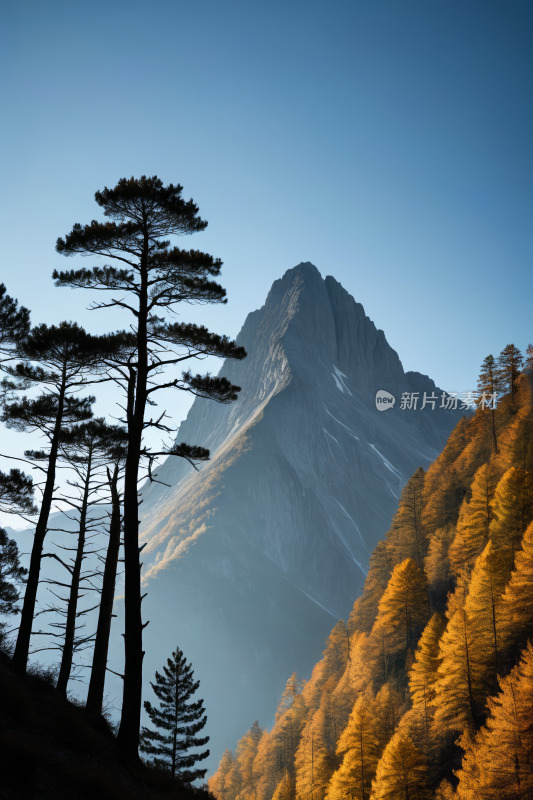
[118,263,463,773]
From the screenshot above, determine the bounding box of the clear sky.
[1,0,532,524]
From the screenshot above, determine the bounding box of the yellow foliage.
[490,466,533,552]
[375,559,430,658]
[409,612,446,709]
[464,542,513,694]
[449,464,494,577]
[455,641,533,800]
[371,732,431,800]
[500,520,533,652]
[326,694,379,800]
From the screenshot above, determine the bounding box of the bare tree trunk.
[56,453,92,696]
[117,237,149,763]
[13,375,66,674]
[86,464,121,713]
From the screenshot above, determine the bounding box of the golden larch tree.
[208,748,236,800]
[376,558,430,660]
[372,682,405,754]
[409,612,447,737]
[455,641,533,800]
[386,468,426,567]
[432,584,484,735]
[449,464,494,577]
[325,693,379,800]
[424,526,455,601]
[489,466,533,553]
[330,631,370,731]
[271,771,294,800]
[500,520,533,656]
[351,541,392,633]
[294,701,336,800]
[235,720,264,795]
[464,542,513,691]
[371,732,431,800]
[253,729,283,800]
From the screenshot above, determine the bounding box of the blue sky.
[1,0,532,522]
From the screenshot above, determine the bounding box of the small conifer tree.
[0,528,27,627]
[476,355,502,452]
[141,645,210,782]
[497,344,524,405]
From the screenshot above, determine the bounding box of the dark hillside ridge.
[0,649,212,799]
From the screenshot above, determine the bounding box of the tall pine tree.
[476,355,502,453]
[2,322,124,673]
[497,344,523,405]
[55,176,246,761]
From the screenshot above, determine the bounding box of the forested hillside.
[209,365,533,800]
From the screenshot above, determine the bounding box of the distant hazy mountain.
[125,262,464,774]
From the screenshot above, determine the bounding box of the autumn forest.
[209,349,533,800]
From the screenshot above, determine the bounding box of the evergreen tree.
[140,644,210,782]
[387,468,426,567]
[2,322,124,673]
[432,585,483,734]
[322,619,350,682]
[525,343,533,373]
[449,464,494,577]
[235,720,264,792]
[0,282,30,377]
[372,682,405,754]
[371,732,431,800]
[422,417,474,536]
[294,703,334,800]
[424,526,455,603]
[326,693,379,800]
[0,468,37,516]
[464,542,513,692]
[409,613,447,735]
[497,344,523,405]
[45,419,128,697]
[476,355,502,453]
[0,527,27,628]
[276,672,303,721]
[330,631,369,725]
[455,641,533,800]
[376,558,430,660]
[208,748,235,799]
[0,282,35,520]
[351,541,391,633]
[55,176,246,761]
[489,466,533,553]
[272,771,294,800]
[499,520,533,659]
[253,729,281,800]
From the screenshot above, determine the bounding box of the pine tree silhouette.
[141,645,210,782]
